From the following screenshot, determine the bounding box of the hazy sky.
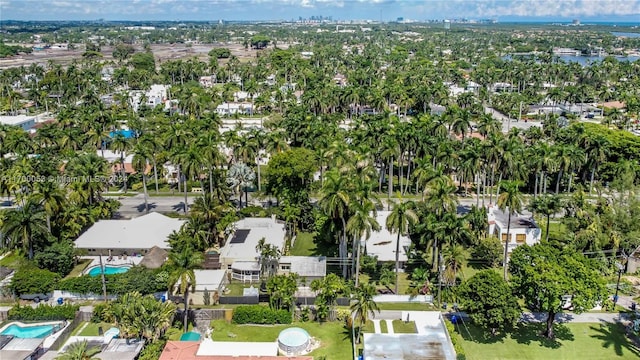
[1,0,639,22]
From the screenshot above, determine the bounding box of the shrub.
[34,241,76,276]
[335,308,351,322]
[445,321,467,360]
[57,267,167,295]
[232,305,292,324]
[9,266,60,295]
[8,304,79,320]
[471,236,503,268]
[91,303,110,323]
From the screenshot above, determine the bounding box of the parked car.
[20,293,50,303]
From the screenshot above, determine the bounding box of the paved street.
[484,105,543,133]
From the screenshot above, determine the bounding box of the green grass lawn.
[379,320,388,333]
[359,272,411,295]
[224,280,259,296]
[362,320,375,333]
[210,320,352,360]
[290,232,316,256]
[64,259,92,279]
[392,320,417,333]
[75,322,115,336]
[455,322,639,360]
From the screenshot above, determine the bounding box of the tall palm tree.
[55,340,101,360]
[346,200,380,287]
[226,162,255,209]
[497,180,524,280]
[528,194,562,242]
[386,198,418,294]
[30,180,65,232]
[132,144,150,213]
[1,199,48,259]
[319,170,351,278]
[110,133,131,193]
[350,283,380,343]
[167,246,204,333]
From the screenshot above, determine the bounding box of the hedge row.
[8,304,79,321]
[445,321,467,360]
[10,265,167,297]
[232,305,292,324]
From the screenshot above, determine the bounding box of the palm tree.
[1,199,48,259]
[110,133,131,193]
[30,180,65,232]
[55,340,101,360]
[132,144,151,213]
[319,170,351,278]
[528,194,562,242]
[350,283,380,343]
[442,244,466,285]
[386,198,418,294]
[497,180,524,280]
[346,200,380,287]
[226,162,255,208]
[167,246,204,333]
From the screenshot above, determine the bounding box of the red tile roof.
[158,341,314,360]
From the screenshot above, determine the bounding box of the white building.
[0,115,37,131]
[364,211,412,267]
[129,84,171,112]
[216,102,254,116]
[181,269,227,304]
[488,206,541,253]
[74,212,186,256]
[219,216,286,270]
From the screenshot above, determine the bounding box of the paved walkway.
[445,311,631,324]
[372,319,381,333]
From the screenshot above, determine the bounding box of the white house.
[74,212,186,256]
[215,102,254,115]
[181,269,227,305]
[219,216,286,270]
[488,206,541,253]
[278,256,327,283]
[364,211,412,267]
[0,115,37,132]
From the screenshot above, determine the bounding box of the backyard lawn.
[65,259,92,279]
[73,322,115,336]
[209,320,352,360]
[290,232,316,256]
[455,321,639,360]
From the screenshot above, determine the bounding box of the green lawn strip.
[210,320,352,360]
[290,232,316,256]
[64,259,92,279]
[456,322,639,360]
[376,303,436,311]
[379,320,388,333]
[362,320,375,333]
[392,320,417,333]
[360,272,411,295]
[78,322,115,336]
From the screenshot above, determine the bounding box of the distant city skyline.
[1,0,639,23]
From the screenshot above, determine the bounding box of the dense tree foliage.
[509,243,607,339]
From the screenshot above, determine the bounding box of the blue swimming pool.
[87,265,131,277]
[1,324,54,338]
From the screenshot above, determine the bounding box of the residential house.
[0,115,37,132]
[332,74,347,86]
[215,102,254,116]
[220,216,286,270]
[74,212,186,256]
[364,211,412,268]
[180,270,227,305]
[199,75,216,88]
[487,206,541,253]
[363,311,456,360]
[277,256,327,283]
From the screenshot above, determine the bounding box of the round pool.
[87,265,131,277]
[278,327,310,355]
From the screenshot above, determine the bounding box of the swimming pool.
[87,265,131,277]
[0,324,54,338]
[278,327,311,355]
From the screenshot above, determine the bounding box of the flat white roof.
[196,338,277,356]
[220,217,286,262]
[75,212,185,250]
[191,270,226,291]
[364,211,411,262]
[0,115,36,126]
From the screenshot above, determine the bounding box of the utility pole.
[99,253,107,302]
[438,254,444,307]
[613,262,624,308]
